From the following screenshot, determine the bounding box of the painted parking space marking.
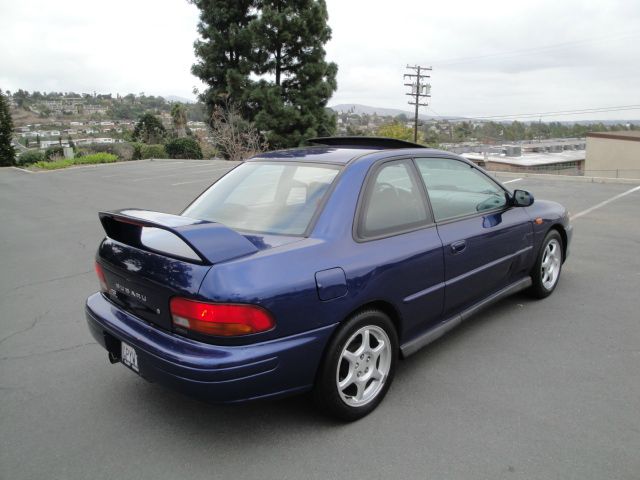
[502,178,522,184]
[101,161,222,179]
[128,166,231,182]
[171,178,218,186]
[570,185,640,220]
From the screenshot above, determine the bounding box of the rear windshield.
[182,162,341,235]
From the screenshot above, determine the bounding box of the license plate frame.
[121,341,139,373]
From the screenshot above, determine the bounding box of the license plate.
[121,342,139,373]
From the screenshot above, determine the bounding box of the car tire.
[313,309,398,422]
[529,229,564,299]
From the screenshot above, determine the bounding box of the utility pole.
[404,65,432,143]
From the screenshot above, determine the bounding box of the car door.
[354,158,445,341]
[414,157,533,315]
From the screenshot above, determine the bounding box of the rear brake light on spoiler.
[98,209,258,265]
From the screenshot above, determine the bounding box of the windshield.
[183,161,341,235]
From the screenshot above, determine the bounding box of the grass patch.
[34,153,118,170]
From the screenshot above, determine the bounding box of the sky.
[1,0,639,121]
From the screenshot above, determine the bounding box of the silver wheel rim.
[541,238,562,290]
[336,325,391,407]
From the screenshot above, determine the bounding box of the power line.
[425,104,640,122]
[404,65,432,142]
[430,30,640,67]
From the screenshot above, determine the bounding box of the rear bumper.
[85,293,336,403]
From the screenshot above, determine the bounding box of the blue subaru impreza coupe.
[86,137,572,420]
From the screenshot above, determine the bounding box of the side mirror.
[512,189,534,207]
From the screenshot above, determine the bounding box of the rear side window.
[358,160,430,239]
[183,162,340,235]
[415,157,507,221]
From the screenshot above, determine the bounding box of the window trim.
[353,157,435,242]
[412,155,512,225]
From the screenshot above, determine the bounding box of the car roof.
[250,146,379,165]
[250,145,458,166]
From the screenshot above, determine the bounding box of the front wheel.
[529,230,564,298]
[313,310,398,421]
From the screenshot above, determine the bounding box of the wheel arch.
[548,223,568,262]
[346,300,403,339]
[312,299,403,383]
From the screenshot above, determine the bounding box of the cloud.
[1,0,639,120]
[325,0,640,119]
[0,0,204,98]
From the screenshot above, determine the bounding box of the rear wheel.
[529,230,563,298]
[313,310,398,421]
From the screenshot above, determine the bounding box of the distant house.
[40,140,69,149]
[39,130,61,138]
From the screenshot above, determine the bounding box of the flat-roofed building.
[586,131,640,179]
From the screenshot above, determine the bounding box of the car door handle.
[451,240,467,254]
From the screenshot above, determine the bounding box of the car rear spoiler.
[98,209,258,265]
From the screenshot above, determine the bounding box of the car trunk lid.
[96,209,261,330]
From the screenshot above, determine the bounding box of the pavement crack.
[0,269,93,297]
[0,341,96,361]
[0,308,50,346]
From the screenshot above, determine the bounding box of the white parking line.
[502,178,522,184]
[571,185,640,220]
[172,178,216,186]
[102,161,221,179]
[129,166,231,182]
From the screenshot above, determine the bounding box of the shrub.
[76,153,118,164]
[76,143,135,161]
[33,153,117,170]
[164,137,203,159]
[44,145,64,160]
[34,159,74,170]
[132,113,166,144]
[132,143,167,160]
[18,150,45,165]
[199,142,219,159]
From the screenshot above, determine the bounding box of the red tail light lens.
[95,261,108,292]
[170,297,275,337]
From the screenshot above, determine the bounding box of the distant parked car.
[86,137,572,420]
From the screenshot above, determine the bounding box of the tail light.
[95,261,108,292]
[170,297,275,337]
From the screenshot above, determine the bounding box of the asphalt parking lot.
[1,159,639,480]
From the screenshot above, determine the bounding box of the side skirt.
[400,276,532,357]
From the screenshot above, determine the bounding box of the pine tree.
[191,0,338,149]
[191,0,257,116]
[248,0,338,148]
[0,91,16,166]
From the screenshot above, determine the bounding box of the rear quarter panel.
[197,156,444,345]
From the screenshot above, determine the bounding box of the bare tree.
[209,103,267,162]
